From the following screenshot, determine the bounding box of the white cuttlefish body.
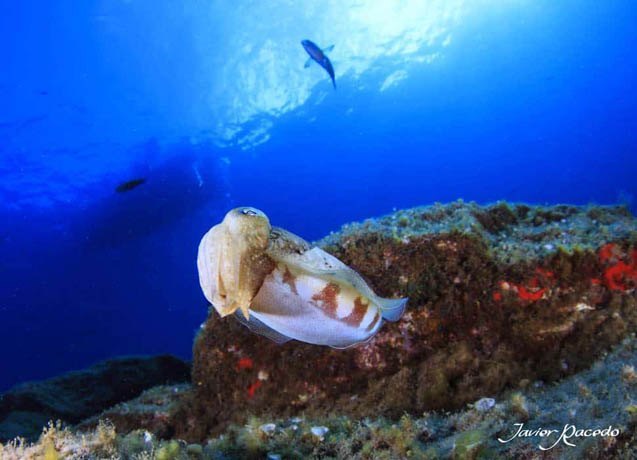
[197,207,407,348]
[250,259,387,348]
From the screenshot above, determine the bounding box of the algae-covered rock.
[9,333,637,458]
[77,383,190,438]
[0,355,190,441]
[179,202,637,441]
[2,202,637,459]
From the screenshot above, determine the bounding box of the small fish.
[301,40,336,89]
[197,207,407,348]
[115,178,146,193]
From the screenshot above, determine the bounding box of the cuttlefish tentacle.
[196,207,408,348]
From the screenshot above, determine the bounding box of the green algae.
[156,439,181,460]
[452,429,487,459]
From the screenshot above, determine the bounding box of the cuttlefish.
[197,207,407,348]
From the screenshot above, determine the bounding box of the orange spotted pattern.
[311,283,340,318]
[343,296,369,327]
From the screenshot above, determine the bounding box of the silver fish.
[197,207,407,348]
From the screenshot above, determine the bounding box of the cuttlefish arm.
[198,223,254,318]
[197,223,228,306]
[197,207,274,319]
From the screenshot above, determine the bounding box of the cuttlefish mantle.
[197,207,408,348]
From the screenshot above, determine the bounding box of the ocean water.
[1,0,636,393]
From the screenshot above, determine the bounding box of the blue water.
[1,0,636,392]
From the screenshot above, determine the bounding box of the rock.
[77,384,190,438]
[173,202,637,441]
[6,335,637,458]
[186,443,203,457]
[259,423,276,435]
[473,397,495,412]
[310,426,329,440]
[0,355,190,441]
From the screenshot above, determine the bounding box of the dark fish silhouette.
[301,40,336,89]
[115,178,146,193]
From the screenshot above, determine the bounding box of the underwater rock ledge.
[0,355,190,442]
[5,335,637,458]
[176,201,637,441]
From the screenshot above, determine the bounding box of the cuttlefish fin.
[321,268,407,321]
[234,311,292,344]
[276,247,408,322]
[330,334,375,350]
[376,297,408,322]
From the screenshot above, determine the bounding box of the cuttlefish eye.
[240,208,258,216]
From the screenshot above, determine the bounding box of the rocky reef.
[2,202,637,459]
[179,201,637,441]
[4,334,637,458]
[0,355,190,442]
